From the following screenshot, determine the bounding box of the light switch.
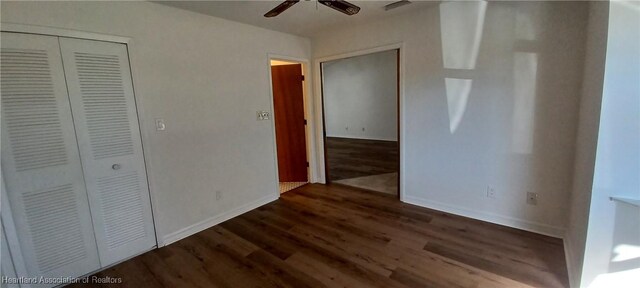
[155,118,166,131]
[257,111,270,120]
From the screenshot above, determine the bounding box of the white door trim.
[1,23,131,44]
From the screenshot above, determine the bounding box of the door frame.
[0,23,164,249]
[313,43,405,201]
[267,54,316,198]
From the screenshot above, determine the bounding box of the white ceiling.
[156,0,438,37]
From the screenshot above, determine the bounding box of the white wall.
[313,1,588,236]
[0,1,311,245]
[581,1,640,287]
[565,1,609,287]
[322,50,398,141]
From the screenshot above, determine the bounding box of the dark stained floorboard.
[72,184,568,288]
[326,137,399,181]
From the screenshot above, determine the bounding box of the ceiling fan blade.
[318,0,361,16]
[264,0,300,17]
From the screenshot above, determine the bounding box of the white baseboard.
[160,193,279,246]
[403,195,565,238]
[325,135,398,142]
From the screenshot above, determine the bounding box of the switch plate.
[526,192,538,205]
[155,118,166,131]
[257,111,270,120]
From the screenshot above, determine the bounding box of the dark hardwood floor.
[326,137,399,181]
[74,184,568,288]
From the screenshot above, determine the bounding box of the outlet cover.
[216,191,222,201]
[486,186,496,199]
[526,192,538,205]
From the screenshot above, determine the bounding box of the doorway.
[270,59,309,193]
[321,49,400,197]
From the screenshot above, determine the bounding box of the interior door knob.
[112,164,121,170]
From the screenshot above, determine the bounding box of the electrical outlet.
[216,190,222,201]
[362,127,365,131]
[345,126,349,131]
[526,192,538,205]
[486,186,496,199]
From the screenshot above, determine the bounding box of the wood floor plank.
[326,137,399,181]
[387,241,534,288]
[178,235,279,288]
[257,205,391,250]
[198,226,260,257]
[424,241,565,288]
[71,184,568,288]
[286,223,397,277]
[245,249,327,288]
[161,243,224,288]
[278,203,532,288]
[220,217,297,260]
[143,247,218,288]
[297,188,434,224]
[285,252,369,288]
[390,267,442,288]
[313,184,566,277]
[282,193,433,247]
[233,213,408,288]
[266,199,393,245]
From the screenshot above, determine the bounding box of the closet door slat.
[0,32,101,279]
[59,37,156,266]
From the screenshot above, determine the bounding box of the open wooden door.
[271,64,307,182]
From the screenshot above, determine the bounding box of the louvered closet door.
[0,32,101,278]
[59,38,156,266]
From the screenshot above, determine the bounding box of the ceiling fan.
[264,0,361,17]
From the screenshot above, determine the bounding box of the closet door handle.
[112,164,121,170]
